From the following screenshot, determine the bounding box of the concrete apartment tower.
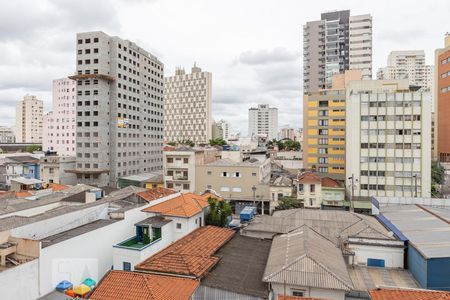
[0,126,15,143]
[345,79,431,198]
[42,78,77,156]
[212,119,230,141]
[164,64,212,145]
[15,94,43,143]
[435,34,450,162]
[303,10,372,95]
[248,104,278,141]
[69,31,164,187]
[303,70,362,180]
[377,50,434,92]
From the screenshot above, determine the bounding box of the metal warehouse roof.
[379,204,450,258]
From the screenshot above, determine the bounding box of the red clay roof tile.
[142,192,209,218]
[135,226,235,278]
[369,288,450,300]
[137,187,176,202]
[90,270,199,300]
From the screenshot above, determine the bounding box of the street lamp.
[252,185,257,209]
[348,174,358,212]
[413,174,418,198]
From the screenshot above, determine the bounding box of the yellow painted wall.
[307,157,317,164]
[308,101,318,108]
[307,129,318,136]
[307,138,318,145]
[145,182,164,189]
[329,168,345,174]
[308,119,316,126]
[308,147,317,154]
[308,110,318,117]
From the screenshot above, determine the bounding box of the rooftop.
[369,287,450,300]
[135,215,172,228]
[377,204,450,258]
[136,187,176,202]
[263,225,353,291]
[243,209,394,244]
[348,266,419,292]
[142,192,209,218]
[206,158,264,167]
[200,235,271,298]
[119,171,163,183]
[297,172,321,184]
[135,226,235,278]
[90,270,199,300]
[279,297,327,300]
[10,177,44,185]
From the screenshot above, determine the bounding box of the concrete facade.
[303,10,372,95]
[71,31,164,187]
[0,127,15,143]
[15,95,43,143]
[346,80,432,197]
[42,78,77,156]
[248,104,278,141]
[377,50,434,93]
[39,155,77,185]
[164,65,212,145]
[212,119,230,141]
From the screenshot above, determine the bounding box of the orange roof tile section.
[15,191,32,198]
[369,288,450,300]
[279,296,328,300]
[137,187,176,202]
[90,270,199,300]
[297,172,321,184]
[321,177,341,188]
[201,192,223,200]
[142,192,209,218]
[49,183,70,191]
[135,226,235,278]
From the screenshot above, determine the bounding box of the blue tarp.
[56,280,73,291]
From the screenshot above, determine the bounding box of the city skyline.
[0,0,448,134]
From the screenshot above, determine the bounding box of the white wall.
[0,260,39,300]
[348,242,404,268]
[271,283,345,300]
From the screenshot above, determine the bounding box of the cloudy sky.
[0,0,448,135]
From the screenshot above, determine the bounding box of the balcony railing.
[114,236,162,251]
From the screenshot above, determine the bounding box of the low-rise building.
[39,154,76,185]
[163,145,220,193]
[113,192,209,271]
[195,157,272,214]
[0,126,15,143]
[117,171,163,189]
[296,172,345,209]
[269,175,293,213]
[0,155,40,189]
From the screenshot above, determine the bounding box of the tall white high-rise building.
[377,50,434,92]
[248,104,278,141]
[213,119,230,140]
[164,64,212,145]
[15,94,43,143]
[42,78,77,156]
[303,10,372,94]
[346,79,431,198]
[68,31,164,187]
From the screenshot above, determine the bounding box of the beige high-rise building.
[164,64,212,145]
[303,70,362,180]
[15,94,43,143]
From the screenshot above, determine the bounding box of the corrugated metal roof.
[263,225,353,291]
[379,205,450,258]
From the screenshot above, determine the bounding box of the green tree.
[209,138,227,146]
[276,196,302,210]
[26,144,42,153]
[205,197,232,227]
[180,140,195,147]
[167,141,177,146]
[431,161,445,197]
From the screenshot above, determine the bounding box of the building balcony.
[114,236,161,251]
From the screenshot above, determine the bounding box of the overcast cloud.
[0,0,448,135]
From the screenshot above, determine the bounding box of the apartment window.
[77,39,82,44]
[207,171,212,175]
[292,290,305,297]
[232,187,242,192]
[220,186,230,192]
[94,37,99,43]
[183,158,189,163]
[176,223,182,229]
[221,171,228,177]
[167,157,173,163]
[310,184,315,193]
[234,172,241,178]
[85,38,91,43]
[94,48,99,53]
[318,167,328,173]
[123,262,131,271]
[298,184,304,192]
[252,172,257,176]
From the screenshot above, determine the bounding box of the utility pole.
[348,174,357,212]
[252,185,257,212]
[413,174,418,198]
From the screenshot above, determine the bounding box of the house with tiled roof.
[295,172,345,209]
[135,225,235,279]
[90,270,200,300]
[113,192,211,271]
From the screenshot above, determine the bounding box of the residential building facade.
[248,104,278,141]
[303,10,372,95]
[212,119,230,140]
[279,126,295,140]
[436,34,450,162]
[42,78,77,156]
[39,154,77,185]
[377,50,434,92]
[346,79,431,197]
[0,126,15,143]
[164,65,212,145]
[303,70,362,180]
[15,95,43,143]
[69,31,164,187]
[163,146,220,193]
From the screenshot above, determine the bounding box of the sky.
[0,0,448,135]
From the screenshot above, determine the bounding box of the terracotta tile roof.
[369,288,450,300]
[279,297,327,300]
[15,191,32,198]
[135,226,235,278]
[90,270,199,300]
[321,177,341,188]
[137,187,176,202]
[49,183,70,191]
[297,172,321,184]
[142,192,209,217]
[201,192,223,200]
